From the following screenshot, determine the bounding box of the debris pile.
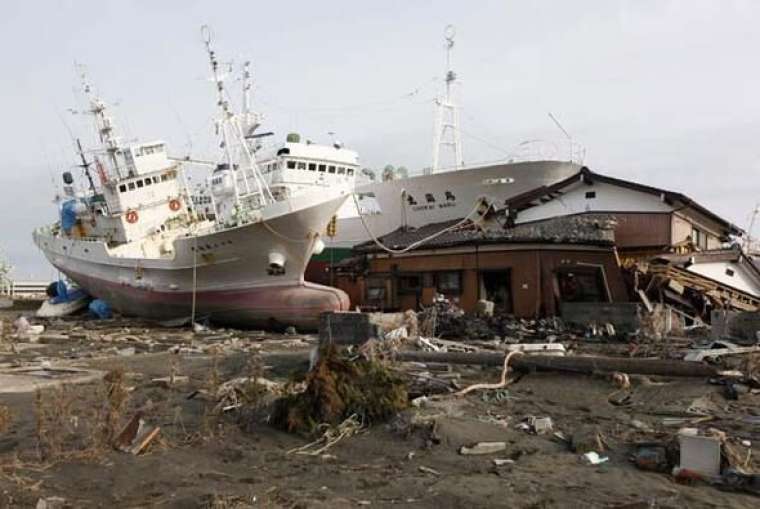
[271,345,408,434]
[418,294,575,342]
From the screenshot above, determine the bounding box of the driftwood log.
[394,351,719,378]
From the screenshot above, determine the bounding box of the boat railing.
[505,139,586,165]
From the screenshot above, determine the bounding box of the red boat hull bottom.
[206,282,351,330]
[64,269,349,330]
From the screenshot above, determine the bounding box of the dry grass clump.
[34,367,130,461]
[0,404,11,434]
[271,345,408,434]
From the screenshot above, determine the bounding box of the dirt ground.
[0,307,759,508]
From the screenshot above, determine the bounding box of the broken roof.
[651,246,760,298]
[355,214,617,254]
[504,167,743,237]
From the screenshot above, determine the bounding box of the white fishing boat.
[32,29,351,329]
[307,27,583,280]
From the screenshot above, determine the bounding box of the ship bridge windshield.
[275,158,356,176]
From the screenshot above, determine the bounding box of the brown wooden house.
[335,214,629,317]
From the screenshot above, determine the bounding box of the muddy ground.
[0,307,758,508]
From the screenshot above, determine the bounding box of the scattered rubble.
[1,288,760,506]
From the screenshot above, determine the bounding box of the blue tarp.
[60,200,78,233]
[88,299,112,319]
[51,280,89,304]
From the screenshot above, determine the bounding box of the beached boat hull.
[33,192,350,329]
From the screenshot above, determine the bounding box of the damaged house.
[336,166,758,321]
[336,213,629,317]
[502,167,760,320]
[503,167,743,260]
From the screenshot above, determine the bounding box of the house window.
[585,191,596,199]
[287,161,296,169]
[436,271,461,294]
[398,274,422,294]
[691,227,708,249]
[557,267,608,303]
[366,278,386,304]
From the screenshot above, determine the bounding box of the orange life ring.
[169,199,181,211]
[126,210,139,224]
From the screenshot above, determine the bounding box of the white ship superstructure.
[33,30,351,328]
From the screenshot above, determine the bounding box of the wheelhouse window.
[318,164,326,172]
[308,163,317,171]
[337,166,346,175]
[136,180,144,188]
[119,184,127,193]
[144,178,152,186]
[128,182,136,190]
[287,160,296,169]
[347,168,354,176]
[328,165,336,173]
[297,162,306,170]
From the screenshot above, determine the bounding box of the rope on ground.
[286,414,364,456]
[455,350,524,397]
[353,193,489,255]
[607,371,632,405]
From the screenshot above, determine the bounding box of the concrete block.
[0,366,105,393]
[678,429,721,478]
[560,302,641,333]
[319,312,381,345]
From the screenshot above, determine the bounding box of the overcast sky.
[2,0,759,278]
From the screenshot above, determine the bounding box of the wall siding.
[355,246,628,317]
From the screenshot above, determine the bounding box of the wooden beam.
[394,351,719,378]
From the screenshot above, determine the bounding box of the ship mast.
[241,61,260,137]
[75,138,97,195]
[201,26,273,210]
[79,68,123,179]
[431,25,463,173]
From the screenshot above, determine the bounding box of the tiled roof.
[355,214,617,253]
